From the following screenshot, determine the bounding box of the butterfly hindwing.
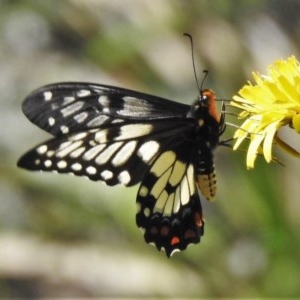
[22,82,190,136]
[136,143,204,257]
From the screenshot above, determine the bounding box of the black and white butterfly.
[17,82,225,257]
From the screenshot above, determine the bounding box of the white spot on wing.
[103,107,110,114]
[87,115,109,127]
[123,96,144,104]
[58,141,72,150]
[70,147,86,158]
[60,125,69,134]
[56,141,83,157]
[173,188,181,213]
[86,166,97,175]
[98,95,110,106]
[57,160,67,169]
[37,145,48,154]
[111,119,123,124]
[180,176,189,205]
[89,140,97,147]
[83,144,106,161]
[46,150,55,157]
[44,91,52,101]
[69,132,88,141]
[187,165,195,196]
[48,117,55,126]
[114,124,153,141]
[60,101,84,117]
[77,89,91,97]
[71,163,82,171]
[118,170,131,185]
[74,112,88,123]
[62,96,75,106]
[101,170,113,180]
[95,142,123,165]
[117,96,153,117]
[137,141,160,162]
[44,160,52,167]
[112,141,137,166]
[90,85,110,92]
[94,129,108,143]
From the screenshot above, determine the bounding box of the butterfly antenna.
[184,33,203,93]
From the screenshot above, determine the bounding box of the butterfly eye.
[200,94,209,105]
[200,89,215,105]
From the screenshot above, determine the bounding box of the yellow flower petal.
[263,121,281,162]
[233,115,262,150]
[230,56,300,167]
[246,133,265,169]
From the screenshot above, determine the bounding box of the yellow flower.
[231,56,300,168]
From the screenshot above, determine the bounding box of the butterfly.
[17,82,225,256]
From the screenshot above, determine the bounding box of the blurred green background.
[1,0,300,298]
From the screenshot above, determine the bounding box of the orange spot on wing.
[171,236,180,245]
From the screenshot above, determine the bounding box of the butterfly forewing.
[22,82,190,136]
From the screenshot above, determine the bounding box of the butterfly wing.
[136,142,204,257]
[22,82,190,136]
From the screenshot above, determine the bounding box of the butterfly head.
[200,89,220,123]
